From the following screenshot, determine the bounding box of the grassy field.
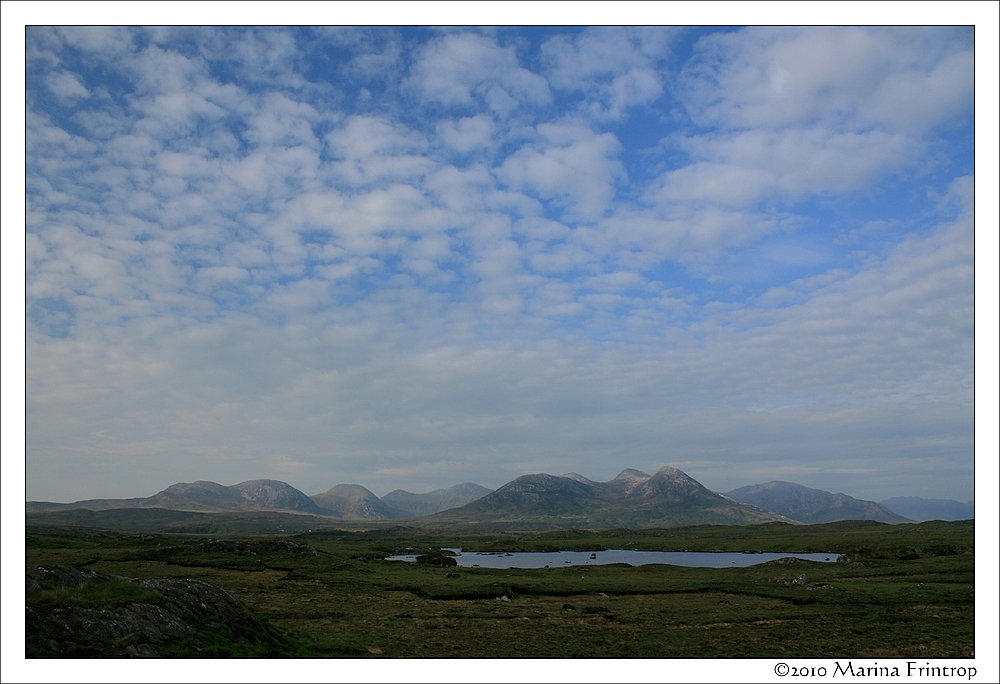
[25,520,974,658]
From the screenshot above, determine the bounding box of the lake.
[385,549,839,569]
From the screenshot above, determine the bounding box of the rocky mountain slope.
[726,481,910,524]
[424,467,792,529]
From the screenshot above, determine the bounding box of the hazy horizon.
[23,25,977,504]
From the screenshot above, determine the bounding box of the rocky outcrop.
[26,566,278,657]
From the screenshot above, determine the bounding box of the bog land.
[26,519,974,658]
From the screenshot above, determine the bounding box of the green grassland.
[26,520,974,658]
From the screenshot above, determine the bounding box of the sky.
[13,22,988,504]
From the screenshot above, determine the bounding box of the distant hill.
[880,497,974,522]
[380,483,492,517]
[150,480,323,514]
[726,481,909,524]
[310,484,401,520]
[424,467,792,529]
[27,480,324,515]
[32,471,949,530]
[25,508,344,535]
[26,497,151,513]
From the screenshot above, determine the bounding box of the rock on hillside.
[26,566,278,657]
[380,483,493,517]
[310,484,401,520]
[726,481,910,524]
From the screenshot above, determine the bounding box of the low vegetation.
[26,520,974,658]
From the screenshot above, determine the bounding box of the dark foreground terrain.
[26,520,974,658]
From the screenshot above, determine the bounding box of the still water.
[385,549,839,569]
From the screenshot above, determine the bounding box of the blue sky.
[15,23,984,503]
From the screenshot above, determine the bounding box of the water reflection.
[386,549,838,569]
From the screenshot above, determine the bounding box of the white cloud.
[649,128,916,209]
[326,116,432,186]
[27,182,974,501]
[594,67,662,119]
[727,176,973,402]
[631,26,972,257]
[541,27,673,119]
[46,71,89,100]
[54,26,135,56]
[496,121,625,221]
[243,93,322,148]
[684,27,973,132]
[583,271,645,293]
[223,28,305,88]
[409,33,551,113]
[541,27,673,88]
[436,114,495,153]
[863,48,974,132]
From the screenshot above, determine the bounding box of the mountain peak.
[161,480,228,495]
[562,472,598,484]
[144,479,321,514]
[310,484,399,520]
[613,469,651,482]
[229,480,320,512]
[652,466,695,480]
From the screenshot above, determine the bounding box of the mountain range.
[421,467,792,529]
[26,467,972,529]
[725,481,909,524]
[878,497,974,522]
[381,483,494,517]
[26,479,491,521]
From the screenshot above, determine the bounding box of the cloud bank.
[23,27,975,502]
